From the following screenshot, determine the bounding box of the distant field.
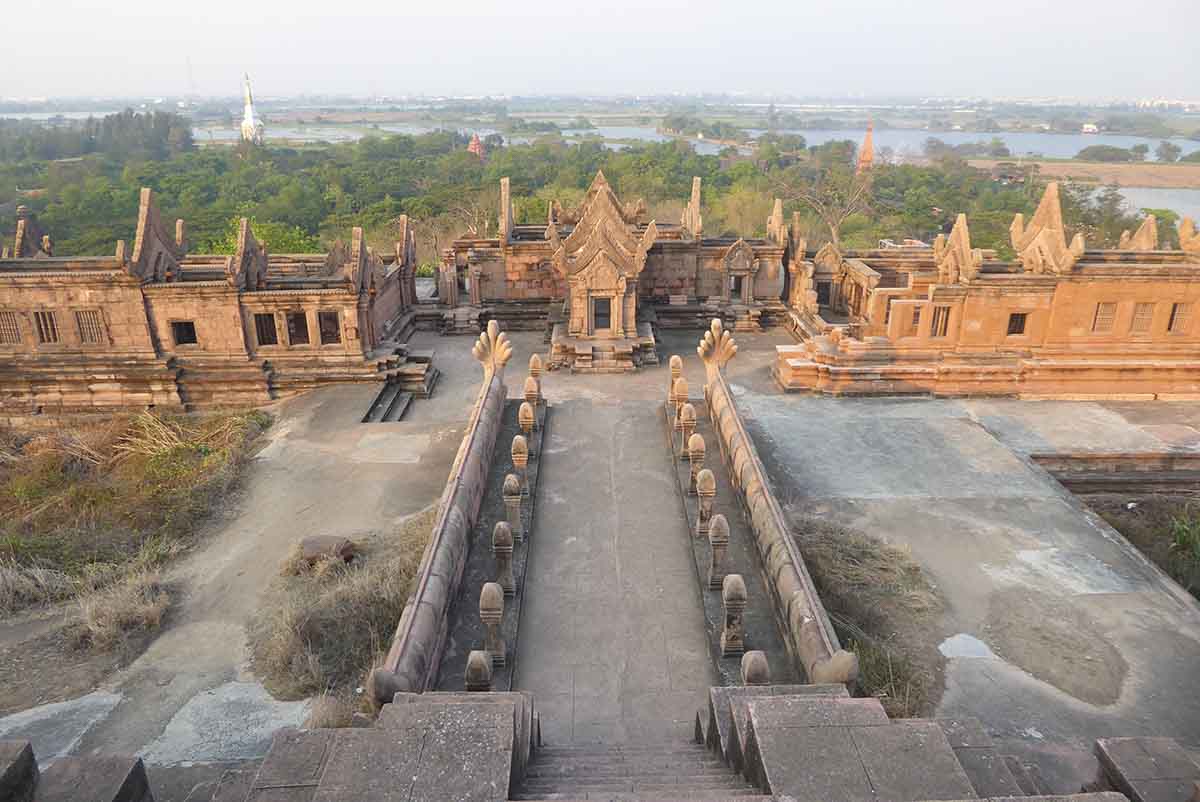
[968,159,1200,188]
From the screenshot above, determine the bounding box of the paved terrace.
[734,374,1200,792]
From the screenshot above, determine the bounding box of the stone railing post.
[671,377,689,423]
[524,375,542,408]
[519,401,536,454]
[677,403,696,457]
[503,474,524,541]
[465,650,493,691]
[696,468,715,537]
[512,435,529,497]
[741,651,770,686]
[480,582,506,668]
[687,434,705,495]
[668,354,682,399]
[708,513,730,589]
[721,574,747,657]
[529,353,543,380]
[493,521,515,596]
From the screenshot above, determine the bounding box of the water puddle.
[938,633,999,659]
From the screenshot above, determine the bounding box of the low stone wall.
[369,322,514,702]
[1031,451,1200,494]
[697,320,858,685]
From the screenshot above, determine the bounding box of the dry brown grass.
[304,690,365,729]
[74,571,170,650]
[0,410,269,614]
[1092,494,1200,599]
[251,504,436,700]
[793,518,943,718]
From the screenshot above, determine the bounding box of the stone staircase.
[510,742,768,800]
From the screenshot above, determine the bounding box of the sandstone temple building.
[0,191,435,416]
[775,183,1200,398]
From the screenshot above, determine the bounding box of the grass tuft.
[74,571,170,650]
[250,505,436,700]
[792,518,942,718]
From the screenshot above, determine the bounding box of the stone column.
[465,650,493,691]
[524,375,542,408]
[721,574,747,657]
[696,468,716,537]
[503,474,524,541]
[741,651,770,686]
[493,521,515,597]
[480,582,506,668]
[708,513,730,590]
[678,403,696,457]
[687,434,705,495]
[519,401,536,452]
[512,435,529,497]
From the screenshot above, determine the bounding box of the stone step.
[207,767,258,802]
[0,741,38,802]
[524,765,737,780]
[33,755,153,802]
[516,777,760,796]
[1005,754,1047,796]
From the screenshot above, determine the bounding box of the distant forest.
[0,110,1173,262]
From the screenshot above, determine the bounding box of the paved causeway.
[513,396,716,745]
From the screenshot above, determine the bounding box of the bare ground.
[969,159,1200,188]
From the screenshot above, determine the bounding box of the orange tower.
[856,121,875,175]
[468,133,486,161]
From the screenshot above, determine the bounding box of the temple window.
[0,311,21,344]
[1092,302,1117,333]
[34,311,59,344]
[593,297,612,330]
[286,311,310,345]
[75,310,106,345]
[255,313,279,346]
[319,311,342,344]
[931,306,951,338]
[907,308,921,337]
[1130,303,1155,334]
[171,320,198,346]
[1006,312,1027,336]
[1168,303,1192,334]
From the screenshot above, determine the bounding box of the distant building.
[1081,123,1100,134]
[468,133,487,160]
[240,74,265,145]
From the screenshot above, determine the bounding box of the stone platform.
[549,323,659,373]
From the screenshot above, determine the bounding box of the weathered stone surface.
[851,720,976,801]
[35,754,153,802]
[1097,737,1200,802]
[0,740,37,802]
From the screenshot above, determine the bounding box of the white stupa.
[240,73,265,145]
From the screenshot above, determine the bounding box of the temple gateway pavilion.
[439,171,792,371]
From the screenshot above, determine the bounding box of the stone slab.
[748,724,876,802]
[850,721,977,802]
[936,718,995,750]
[708,684,848,764]
[252,729,333,790]
[0,740,37,802]
[34,755,152,802]
[748,695,889,730]
[1096,737,1200,783]
[952,748,1025,798]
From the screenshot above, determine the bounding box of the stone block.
[0,740,37,802]
[745,724,875,802]
[748,695,888,730]
[850,721,976,801]
[936,717,994,749]
[1097,737,1200,802]
[952,747,1025,798]
[35,755,153,802]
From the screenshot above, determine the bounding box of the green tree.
[1076,145,1133,163]
[1155,141,1182,163]
[1130,144,1149,162]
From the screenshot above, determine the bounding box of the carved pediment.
[230,218,267,289]
[934,214,983,284]
[130,188,184,282]
[12,206,50,258]
[555,171,645,227]
[766,199,786,246]
[681,177,703,239]
[1181,218,1200,259]
[813,242,842,274]
[1118,216,1158,250]
[1011,182,1083,273]
[724,238,756,274]
[551,172,656,282]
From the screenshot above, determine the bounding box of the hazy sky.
[6,0,1199,100]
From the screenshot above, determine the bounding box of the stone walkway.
[513,396,717,745]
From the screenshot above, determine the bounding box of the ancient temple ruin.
[439,171,792,370]
[776,182,1200,398]
[0,190,434,417]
